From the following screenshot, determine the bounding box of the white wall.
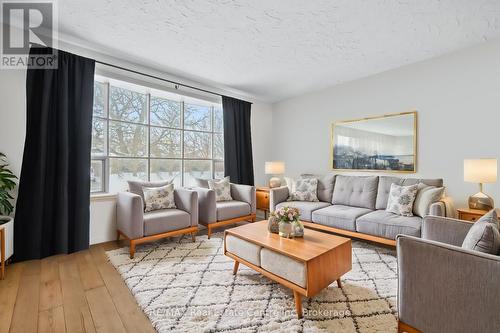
[272,39,500,208]
[0,53,273,245]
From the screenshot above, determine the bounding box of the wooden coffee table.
[224,220,352,318]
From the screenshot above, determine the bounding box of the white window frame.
[91,77,224,194]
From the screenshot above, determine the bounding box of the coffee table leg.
[232,261,239,275]
[293,290,303,319]
[337,278,342,288]
[1,228,4,280]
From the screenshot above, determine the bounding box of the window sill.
[90,193,117,202]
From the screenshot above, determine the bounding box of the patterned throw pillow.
[208,176,232,202]
[462,210,500,254]
[287,178,319,202]
[143,184,176,212]
[386,184,419,216]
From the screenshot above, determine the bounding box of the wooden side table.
[0,226,5,279]
[256,186,271,218]
[457,208,500,223]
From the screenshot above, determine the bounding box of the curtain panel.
[14,47,95,261]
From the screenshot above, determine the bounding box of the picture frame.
[331,111,417,173]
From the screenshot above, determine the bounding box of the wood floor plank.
[10,260,41,333]
[76,251,104,291]
[59,258,94,333]
[90,244,155,333]
[38,305,66,333]
[85,286,126,333]
[40,256,63,311]
[0,262,24,333]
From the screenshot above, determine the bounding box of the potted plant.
[275,206,301,238]
[0,153,17,261]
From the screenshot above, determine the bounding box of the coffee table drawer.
[225,235,262,266]
[260,248,307,288]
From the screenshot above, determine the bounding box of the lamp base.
[269,177,281,188]
[468,191,494,211]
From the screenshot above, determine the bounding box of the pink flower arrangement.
[275,206,300,223]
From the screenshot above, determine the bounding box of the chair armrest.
[193,187,217,224]
[117,192,144,239]
[397,235,500,333]
[422,215,472,246]
[174,188,198,227]
[230,183,256,214]
[269,186,289,212]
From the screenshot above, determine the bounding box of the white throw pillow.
[287,178,319,202]
[208,176,232,202]
[413,184,445,217]
[143,184,176,212]
[386,183,419,217]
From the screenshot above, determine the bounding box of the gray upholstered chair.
[397,215,500,333]
[117,188,198,258]
[195,183,256,238]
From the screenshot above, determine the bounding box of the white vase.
[0,216,14,260]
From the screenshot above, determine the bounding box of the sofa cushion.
[356,210,422,239]
[225,235,261,266]
[143,208,191,236]
[260,248,307,288]
[276,201,331,222]
[376,176,444,210]
[216,200,251,221]
[331,175,378,209]
[300,173,336,203]
[312,205,373,231]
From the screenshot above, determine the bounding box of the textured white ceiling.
[58,0,500,102]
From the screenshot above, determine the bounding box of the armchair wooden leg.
[129,240,136,259]
[337,278,342,288]
[191,232,196,242]
[233,261,239,275]
[207,226,212,239]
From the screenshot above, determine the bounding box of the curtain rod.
[95,60,253,104]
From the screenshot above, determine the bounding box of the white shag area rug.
[106,233,398,333]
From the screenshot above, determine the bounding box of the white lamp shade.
[265,161,285,175]
[464,159,497,183]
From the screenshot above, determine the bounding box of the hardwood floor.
[0,241,155,333]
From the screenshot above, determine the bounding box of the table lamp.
[464,158,497,210]
[265,161,285,188]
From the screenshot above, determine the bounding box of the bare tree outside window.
[90,79,224,193]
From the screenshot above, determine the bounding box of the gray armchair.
[195,183,256,238]
[397,215,500,333]
[117,188,198,258]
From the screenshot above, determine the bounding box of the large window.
[91,77,224,193]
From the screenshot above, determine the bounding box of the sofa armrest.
[421,215,472,246]
[117,192,144,239]
[269,186,289,212]
[193,187,217,224]
[429,201,445,217]
[230,183,256,214]
[174,188,198,227]
[397,235,500,333]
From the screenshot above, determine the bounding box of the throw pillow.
[143,184,176,212]
[300,173,335,203]
[128,180,173,208]
[386,183,419,216]
[462,210,500,254]
[287,178,319,202]
[413,184,445,217]
[208,176,232,201]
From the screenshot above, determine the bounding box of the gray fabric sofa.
[117,188,199,258]
[397,216,500,333]
[194,183,256,238]
[270,174,445,245]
